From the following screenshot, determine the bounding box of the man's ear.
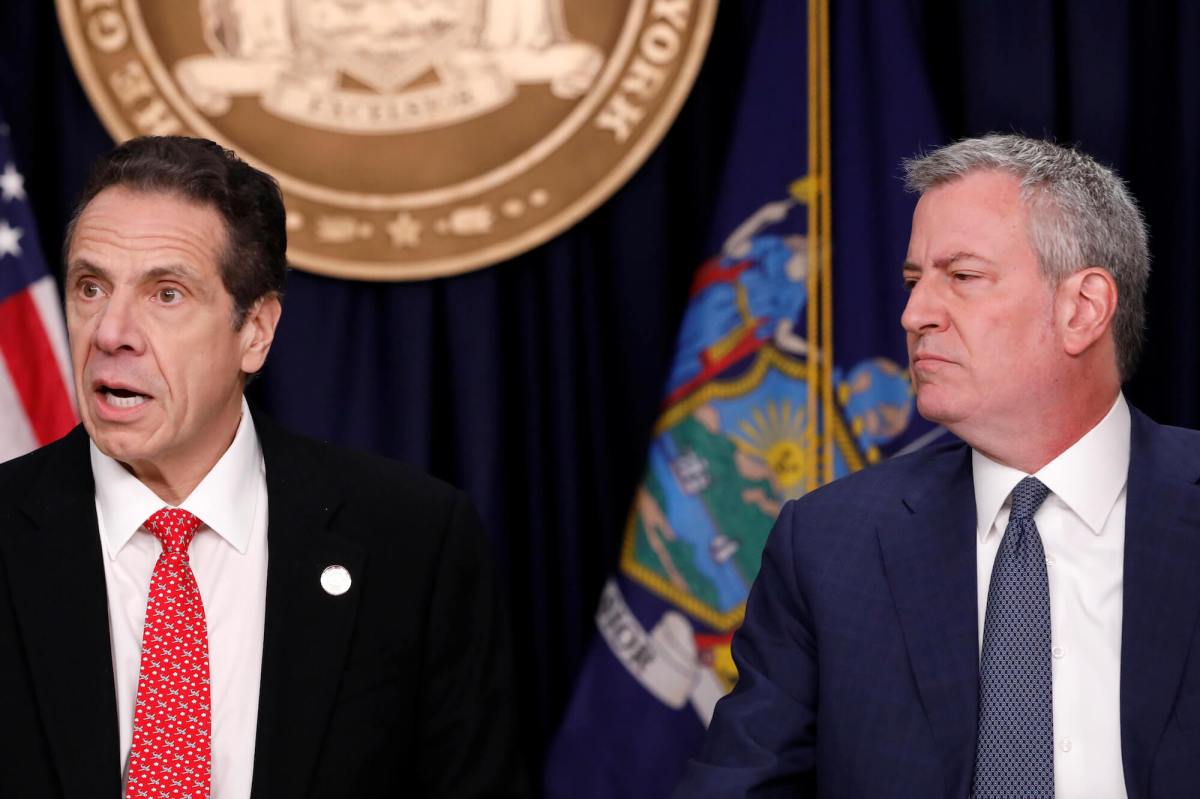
[240,294,282,374]
[1057,267,1117,357]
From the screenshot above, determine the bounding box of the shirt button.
[1061,738,1072,753]
[1045,554,1056,567]
[1052,646,1065,659]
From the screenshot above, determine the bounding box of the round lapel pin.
[321,565,352,596]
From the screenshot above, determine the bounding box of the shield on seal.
[288,0,485,94]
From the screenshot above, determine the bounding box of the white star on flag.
[0,219,23,257]
[0,162,26,202]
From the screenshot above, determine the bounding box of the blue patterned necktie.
[973,476,1054,799]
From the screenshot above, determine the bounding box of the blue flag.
[544,1,941,795]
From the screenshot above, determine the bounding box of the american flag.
[0,111,76,462]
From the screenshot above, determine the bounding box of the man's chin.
[914,390,967,428]
[87,425,157,467]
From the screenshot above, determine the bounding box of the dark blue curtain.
[3,1,1198,792]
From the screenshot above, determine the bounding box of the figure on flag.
[664,191,811,401]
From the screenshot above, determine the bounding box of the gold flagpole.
[819,0,835,486]
[805,0,820,493]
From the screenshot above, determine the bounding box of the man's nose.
[92,293,145,354]
[900,279,948,335]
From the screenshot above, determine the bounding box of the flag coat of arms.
[545,0,941,795]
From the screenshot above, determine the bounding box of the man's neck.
[122,412,244,506]
[966,386,1121,474]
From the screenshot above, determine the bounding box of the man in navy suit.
[674,135,1200,798]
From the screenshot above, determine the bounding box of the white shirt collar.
[972,393,1131,541]
[91,397,264,559]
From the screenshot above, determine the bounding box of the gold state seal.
[57,0,717,280]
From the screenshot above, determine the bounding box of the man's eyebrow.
[64,260,203,283]
[142,264,203,282]
[902,252,991,272]
[938,251,992,269]
[65,258,110,282]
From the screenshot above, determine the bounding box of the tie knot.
[1009,476,1051,522]
[144,508,202,554]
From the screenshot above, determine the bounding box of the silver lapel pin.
[320,565,352,596]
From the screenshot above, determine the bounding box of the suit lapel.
[1120,409,1200,799]
[250,416,366,798]
[0,428,121,798]
[877,444,979,798]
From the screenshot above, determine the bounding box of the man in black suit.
[0,136,526,798]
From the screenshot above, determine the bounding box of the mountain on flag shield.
[0,107,76,462]
[544,0,941,795]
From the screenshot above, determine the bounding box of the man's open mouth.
[99,386,150,409]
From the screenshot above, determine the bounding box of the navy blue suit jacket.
[675,408,1200,798]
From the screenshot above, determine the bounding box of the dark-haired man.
[676,135,1200,798]
[0,136,526,798]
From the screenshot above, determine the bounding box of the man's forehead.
[68,188,226,264]
[910,173,1028,241]
[72,186,225,243]
[83,183,215,212]
[917,169,1025,214]
[66,187,230,289]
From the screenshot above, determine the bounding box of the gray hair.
[903,134,1150,380]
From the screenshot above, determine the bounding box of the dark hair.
[65,136,287,327]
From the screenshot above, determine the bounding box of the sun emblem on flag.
[730,399,812,492]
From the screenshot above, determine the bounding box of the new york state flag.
[545,0,942,795]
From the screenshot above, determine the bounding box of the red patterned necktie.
[125,508,212,799]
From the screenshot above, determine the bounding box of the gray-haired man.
[676,135,1197,798]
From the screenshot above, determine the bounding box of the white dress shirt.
[92,398,267,799]
[973,393,1129,799]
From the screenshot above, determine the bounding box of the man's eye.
[158,288,180,303]
[79,281,102,298]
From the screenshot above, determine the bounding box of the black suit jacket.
[0,413,527,798]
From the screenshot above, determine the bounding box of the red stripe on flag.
[0,288,76,445]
